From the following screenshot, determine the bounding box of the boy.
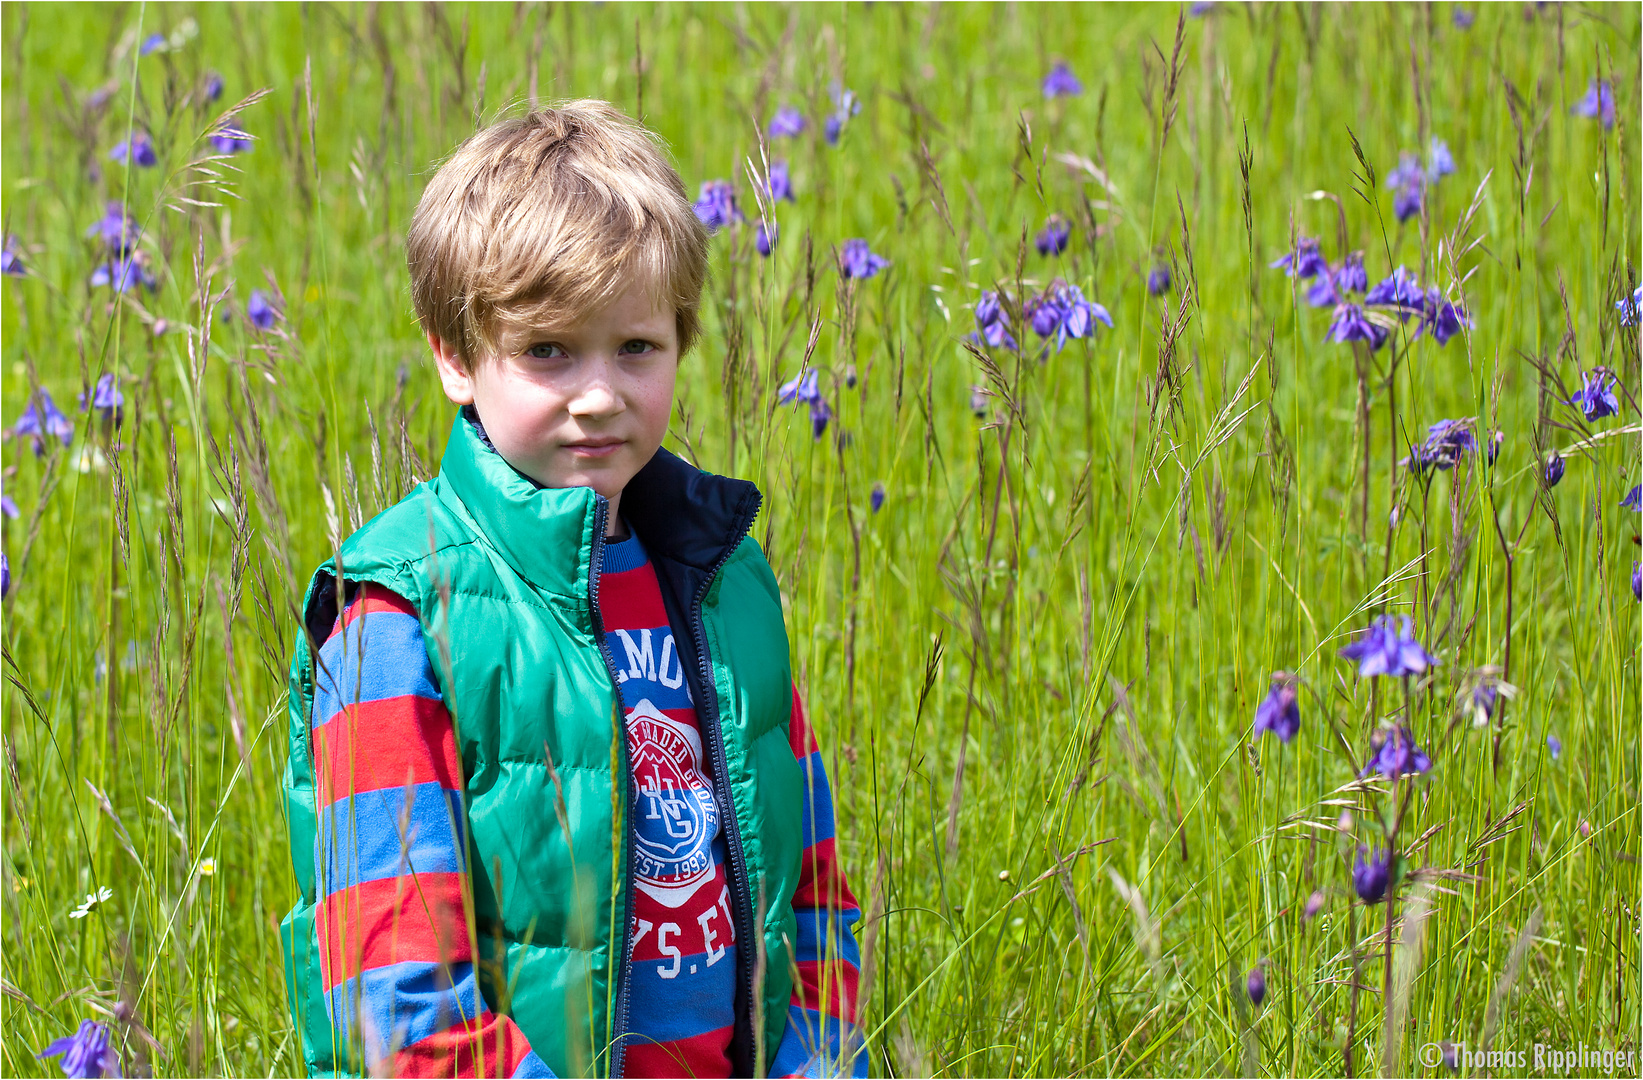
[280,101,864,1079]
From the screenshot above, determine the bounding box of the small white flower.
[198,858,217,877]
[69,886,114,919]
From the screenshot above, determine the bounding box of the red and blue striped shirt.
[312,533,863,1078]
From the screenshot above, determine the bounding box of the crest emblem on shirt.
[626,700,718,906]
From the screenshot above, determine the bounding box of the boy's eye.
[524,342,567,360]
[619,339,654,355]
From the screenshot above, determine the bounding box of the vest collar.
[435,408,763,597]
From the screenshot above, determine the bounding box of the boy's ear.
[428,332,476,405]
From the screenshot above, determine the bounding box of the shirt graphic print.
[599,532,738,1077]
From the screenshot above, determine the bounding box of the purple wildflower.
[91,256,157,294]
[969,385,989,418]
[14,390,76,455]
[209,124,254,155]
[138,32,167,56]
[1572,79,1616,129]
[1365,266,1424,315]
[202,72,224,102]
[1147,264,1172,297]
[109,133,157,167]
[1412,418,1478,472]
[692,180,742,232]
[80,374,124,427]
[36,1018,121,1078]
[1486,429,1503,465]
[1253,676,1300,744]
[1041,62,1082,99]
[1246,965,1266,1007]
[1,236,24,277]
[247,289,281,330]
[767,105,806,139]
[969,291,1017,351]
[1035,215,1071,257]
[1335,251,1368,294]
[1269,236,1328,279]
[1027,280,1111,351]
[1,553,9,599]
[1302,890,1326,920]
[1326,303,1388,350]
[838,239,889,280]
[1418,288,1471,345]
[87,203,139,256]
[870,482,885,513]
[1544,452,1566,488]
[1361,723,1433,779]
[1387,152,1426,222]
[1621,485,1642,512]
[809,396,832,440]
[1453,9,1475,28]
[1569,370,1619,421]
[1,489,16,519]
[1466,669,1514,727]
[1353,846,1391,904]
[1546,733,1562,759]
[1426,137,1456,180]
[1189,2,1217,15]
[1633,561,1641,602]
[1339,614,1436,678]
[824,86,860,146]
[1616,285,1641,326]
[766,160,794,203]
[755,221,777,258]
[778,369,822,407]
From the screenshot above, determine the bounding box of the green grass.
[2,3,1639,1076]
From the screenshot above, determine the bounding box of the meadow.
[2,2,1639,1076]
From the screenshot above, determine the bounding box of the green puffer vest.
[280,411,803,1078]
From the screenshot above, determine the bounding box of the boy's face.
[430,279,678,532]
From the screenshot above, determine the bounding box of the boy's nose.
[567,367,624,418]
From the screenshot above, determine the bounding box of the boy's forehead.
[493,276,675,341]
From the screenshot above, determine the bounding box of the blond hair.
[408,100,710,368]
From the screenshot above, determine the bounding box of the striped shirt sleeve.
[770,687,867,1079]
[313,584,554,1079]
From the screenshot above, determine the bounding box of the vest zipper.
[586,497,638,1079]
[685,493,763,1076]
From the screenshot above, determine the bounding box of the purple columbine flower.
[1544,452,1566,488]
[824,86,860,146]
[1027,280,1112,351]
[1365,265,1424,315]
[1302,890,1326,920]
[1041,61,1082,99]
[91,256,157,294]
[808,396,832,440]
[80,374,124,426]
[1339,614,1436,678]
[1326,303,1388,350]
[1468,670,1511,727]
[1453,9,1475,28]
[1426,137,1456,181]
[1361,723,1433,779]
[969,385,989,418]
[202,71,224,102]
[138,32,167,56]
[247,289,281,330]
[1572,78,1616,129]
[839,238,889,280]
[87,203,139,256]
[1269,235,1328,279]
[1621,485,1643,512]
[1189,1,1217,15]
[1617,285,1641,327]
[778,368,822,407]
[692,180,742,232]
[1546,733,1562,759]
[1569,370,1619,421]
[1335,251,1368,294]
[1253,676,1300,744]
[870,482,885,513]
[1409,418,1478,472]
[1246,965,1266,1006]
[36,1018,121,1078]
[209,124,254,154]
[755,221,777,258]
[767,105,806,139]
[1632,561,1641,602]
[1353,846,1391,903]
[1418,288,1471,345]
[766,160,794,203]
[109,133,157,167]
[1387,152,1427,222]
[1035,215,1071,257]
[1,553,9,599]
[969,290,1017,351]
[1147,264,1172,297]
[1,236,24,277]
[1,489,16,519]
[14,390,76,455]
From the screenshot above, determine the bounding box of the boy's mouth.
[562,437,625,458]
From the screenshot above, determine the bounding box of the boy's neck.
[605,499,630,540]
